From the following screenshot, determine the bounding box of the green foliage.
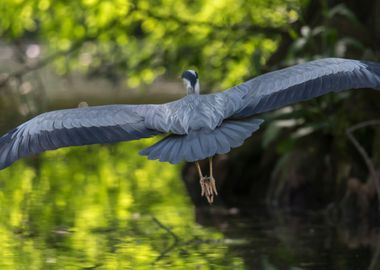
[0,139,244,269]
[262,3,375,156]
[0,0,306,89]
[285,3,372,63]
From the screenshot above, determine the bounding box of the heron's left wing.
[224,58,380,118]
[0,104,161,170]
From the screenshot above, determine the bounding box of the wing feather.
[0,105,161,170]
[223,58,380,118]
[140,118,264,163]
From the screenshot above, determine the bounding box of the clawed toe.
[199,176,218,204]
[200,177,207,197]
[210,177,218,196]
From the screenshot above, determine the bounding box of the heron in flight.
[1,58,380,203]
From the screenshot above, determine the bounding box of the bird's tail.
[139,117,264,164]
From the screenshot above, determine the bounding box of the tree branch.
[0,41,83,88]
[151,216,180,263]
[152,216,180,243]
[346,120,380,206]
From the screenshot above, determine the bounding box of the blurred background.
[0,0,380,269]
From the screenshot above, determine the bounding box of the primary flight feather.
[1,58,380,203]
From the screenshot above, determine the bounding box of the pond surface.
[0,140,379,270]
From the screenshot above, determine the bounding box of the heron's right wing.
[0,104,161,170]
[223,58,380,118]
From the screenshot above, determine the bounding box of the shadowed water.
[0,139,379,269]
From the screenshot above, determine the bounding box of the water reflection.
[0,139,242,269]
[199,207,380,270]
[0,140,379,269]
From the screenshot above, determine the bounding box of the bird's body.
[1,58,380,203]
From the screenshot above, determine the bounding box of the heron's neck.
[187,81,200,95]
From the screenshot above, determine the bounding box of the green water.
[0,139,378,269]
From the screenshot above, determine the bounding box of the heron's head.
[181,70,200,95]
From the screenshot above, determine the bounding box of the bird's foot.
[200,176,218,204]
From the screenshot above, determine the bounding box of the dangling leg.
[195,161,207,197]
[209,157,218,196]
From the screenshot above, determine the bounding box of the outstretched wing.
[224,58,380,118]
[0,104,161,170]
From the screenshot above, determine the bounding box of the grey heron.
[1,58,380,203]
